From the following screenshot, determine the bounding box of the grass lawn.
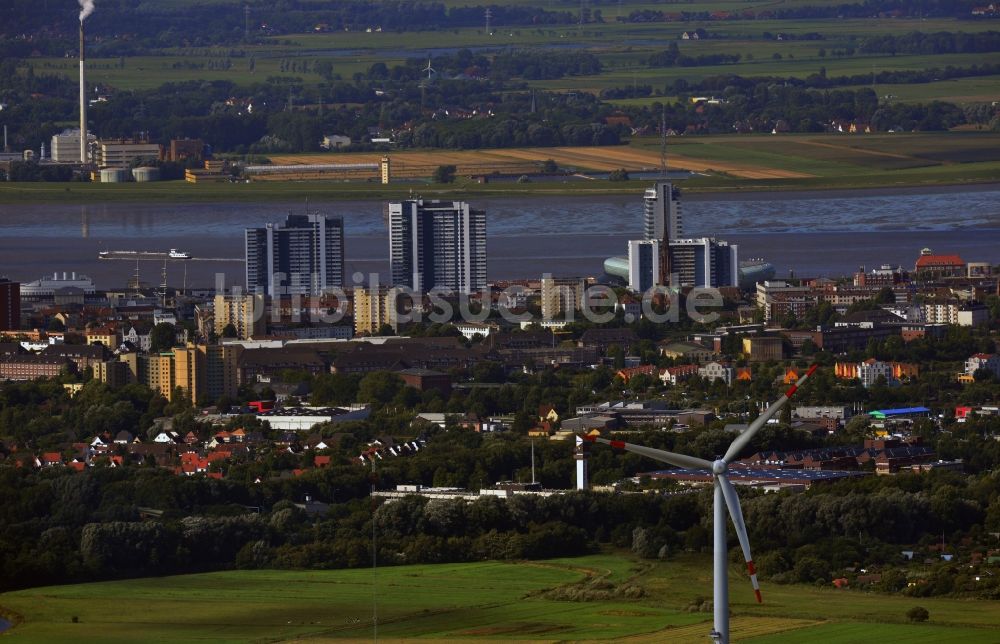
[2,553,1000,642]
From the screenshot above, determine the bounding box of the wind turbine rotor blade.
[580,435,713,470]
[723,364,818,463]
[718,474,762,603]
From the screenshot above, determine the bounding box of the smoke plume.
[79,0,95,22]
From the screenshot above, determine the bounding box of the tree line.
[860,30,1000,55]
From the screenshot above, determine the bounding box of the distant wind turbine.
[581,364,818,644]
[423,58,436,80]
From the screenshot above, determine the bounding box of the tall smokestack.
[79,21,87,164]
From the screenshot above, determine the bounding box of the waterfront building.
[627,240,660,293]
[388,200,486,294]
[668,238,739,288]
[20,272,96,299]
[914,249,966,278]
[643,182,682,242]
[643,182,682,285]
[245,213,346,298]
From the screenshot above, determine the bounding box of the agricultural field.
[25,11,1000,94]
[2,132,998,203]
[842,75,1000,106]
[268,145,812,178]
[268,131,1000,180]
[2,553,999,642]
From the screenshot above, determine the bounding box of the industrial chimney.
[79,21,87,164]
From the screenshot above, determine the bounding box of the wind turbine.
[580,364,818,644]
[422,58,436,80]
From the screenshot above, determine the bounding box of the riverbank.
[1,167,999,204]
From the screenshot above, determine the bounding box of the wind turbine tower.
[581,365,819,644]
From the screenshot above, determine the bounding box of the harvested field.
[269,146,814,179]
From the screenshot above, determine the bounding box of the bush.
[907,606,929,622]
[432,164,456,183]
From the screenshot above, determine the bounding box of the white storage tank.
[100,168,129,183]
[132,166,160,182]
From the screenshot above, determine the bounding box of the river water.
[1,185,998,289]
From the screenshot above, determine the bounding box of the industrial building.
[50,129,96,163]
[97,138,162,168]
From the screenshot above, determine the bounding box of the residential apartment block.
[214,293,266,340]
[246,213,346,298]
[388,199,486,294]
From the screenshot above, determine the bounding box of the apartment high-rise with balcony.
[388,200,486,294]
[245,213,345,298]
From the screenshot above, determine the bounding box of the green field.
[24,12,1000,95]
[2,554,998,642]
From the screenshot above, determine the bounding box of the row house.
[615,364,658,384]
[660,364,699,385]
